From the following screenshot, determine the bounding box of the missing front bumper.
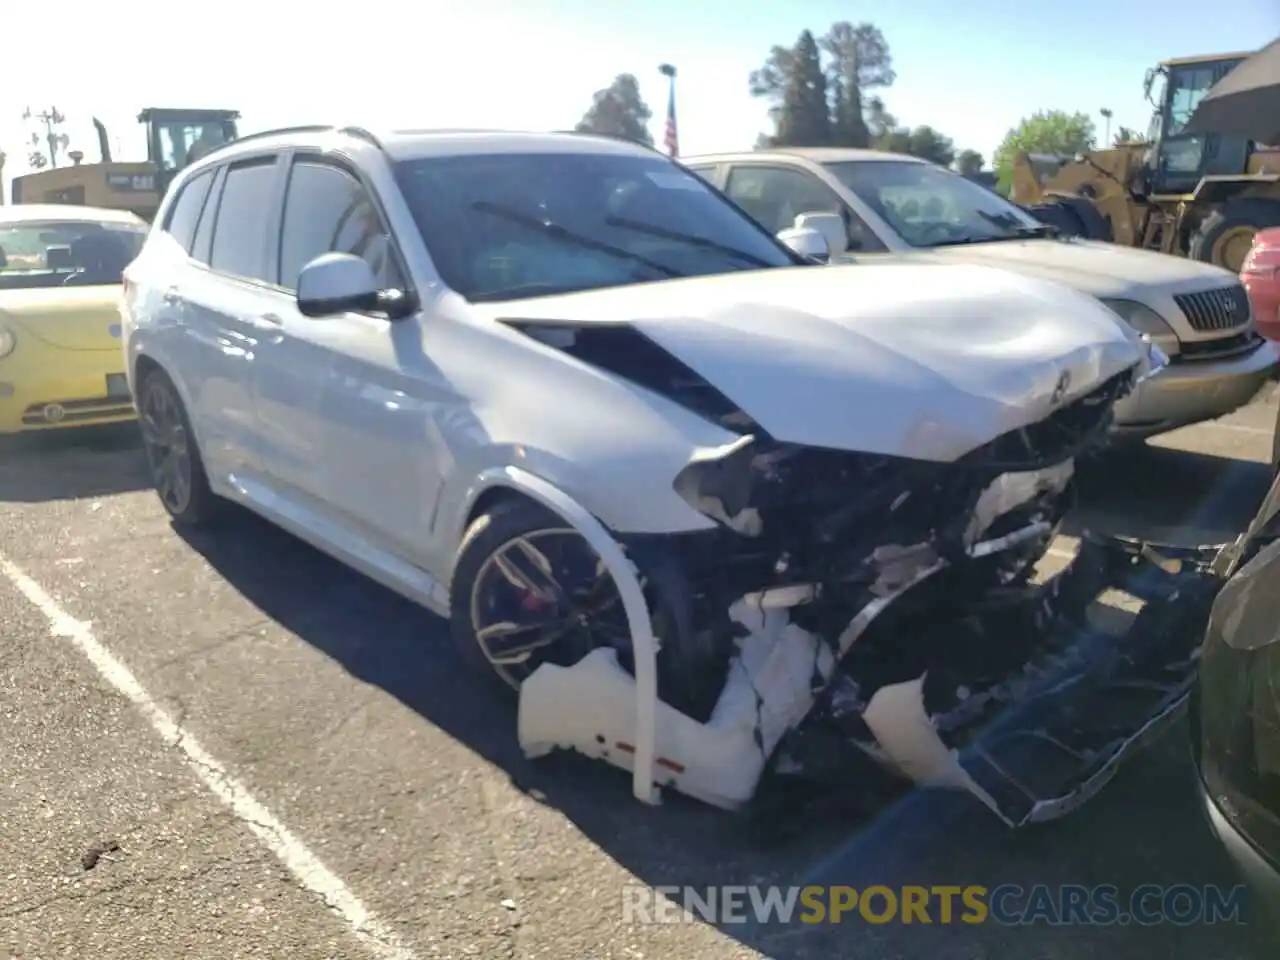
[517,532,1226,828]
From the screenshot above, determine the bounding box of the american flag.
[664,85,679,157]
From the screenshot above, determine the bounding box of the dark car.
[1193,534,1280,920]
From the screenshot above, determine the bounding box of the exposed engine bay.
[513,330,1225,829]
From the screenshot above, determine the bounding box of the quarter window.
[208,158,277,282]
[277,161,402,292]
[163,170,213,253]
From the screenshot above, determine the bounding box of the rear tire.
[136,367,223,526]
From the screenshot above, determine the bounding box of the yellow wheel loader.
[1011,51,1280,272]
[8,108,240,222]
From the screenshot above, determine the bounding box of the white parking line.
[0,553,419,960]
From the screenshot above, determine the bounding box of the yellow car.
[0,205,146,433]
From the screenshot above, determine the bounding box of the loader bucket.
[1010,152,1067,205]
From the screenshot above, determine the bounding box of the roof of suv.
[196,126,663,166]
[683,147,926,165]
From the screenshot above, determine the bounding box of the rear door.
[195,155,289,483]
[124,165,261,476]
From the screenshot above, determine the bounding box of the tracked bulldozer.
[1011,50,1280,272]
[8,108,240,221]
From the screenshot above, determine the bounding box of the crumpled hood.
[482,261,1147,461]
[907,237,1240,298]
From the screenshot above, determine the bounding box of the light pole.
[1100,107,1113,147]
[659,63,678,156]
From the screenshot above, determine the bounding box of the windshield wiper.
[977,212,1058,240]
[471,202,682,278]
[604,215,774,268]
[927,222,1058,247]
[1009,223,1057,238]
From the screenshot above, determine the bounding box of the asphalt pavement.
[2,397,1279,960]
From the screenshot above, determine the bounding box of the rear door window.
[189,170,224,266]
[163,170,213,253]
[207,158,279,282]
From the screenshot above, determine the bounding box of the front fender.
[446,446,718,557]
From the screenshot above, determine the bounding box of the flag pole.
[658,63,678,157]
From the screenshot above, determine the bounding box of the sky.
[1,0,1276,189]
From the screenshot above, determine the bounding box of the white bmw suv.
[122,126,1173,826]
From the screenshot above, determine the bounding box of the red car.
[1243,228,1280,341]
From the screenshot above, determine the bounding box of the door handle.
[260,313,284,326]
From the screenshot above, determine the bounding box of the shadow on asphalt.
[0,424,151,502]
[173,460,1270,958]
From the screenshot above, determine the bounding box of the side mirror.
[793,212,849,256]
[776,227,830,263]
[297,252,380,318]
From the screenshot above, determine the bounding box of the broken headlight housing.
[672,435,952,548]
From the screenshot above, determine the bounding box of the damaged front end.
[518,360,1224,828]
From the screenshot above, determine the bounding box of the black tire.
[448,496,721,716]
[1189,199,1280,271]
[1024,199,1087,238]
[450,499,552,691]
[136,366,223,526]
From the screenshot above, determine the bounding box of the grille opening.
[1174,286,1250,333]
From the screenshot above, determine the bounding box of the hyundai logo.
[108,323,121,338]
[42,403,66,423]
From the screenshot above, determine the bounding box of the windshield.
[394,151,798,302]
[824,159,1044,248]
[0,220,146,291]
[1164,64,1221,135]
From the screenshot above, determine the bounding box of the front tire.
[136,367,223,526]
[450,498,643,693]
[1190,200,1280,272]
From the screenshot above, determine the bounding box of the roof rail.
[197,124,385,162]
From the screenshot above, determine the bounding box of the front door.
[272,155,444,565]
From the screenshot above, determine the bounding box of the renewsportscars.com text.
[622,884,1251,926]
